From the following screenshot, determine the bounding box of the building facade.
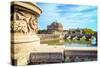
[47,21,63,34]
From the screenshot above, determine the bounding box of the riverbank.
[38,34,64,42]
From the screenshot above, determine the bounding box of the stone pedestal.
[11,33,40,65]
[11,1,42,65]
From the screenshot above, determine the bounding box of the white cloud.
[37,3,97,31]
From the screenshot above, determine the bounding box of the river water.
[41,39,97,47]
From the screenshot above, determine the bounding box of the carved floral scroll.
[11,9,38,33]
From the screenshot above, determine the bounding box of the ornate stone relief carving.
[11,9,38,33]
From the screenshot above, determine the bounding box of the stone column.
[11,1,42,65]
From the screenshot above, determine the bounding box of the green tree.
[82,28,95,35]
[38,29,47,34]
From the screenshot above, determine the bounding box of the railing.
[64,49,97,62]
[28,47,97,64]
[29,52,64,64]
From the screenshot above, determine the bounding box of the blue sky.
[37,3,97,31]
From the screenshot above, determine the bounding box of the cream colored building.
[47,21,63,34]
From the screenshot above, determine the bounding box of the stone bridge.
[64,34,97,41]
[11,1,97,66]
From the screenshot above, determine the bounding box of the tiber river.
[41,39,97,47]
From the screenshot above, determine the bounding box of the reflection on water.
[41,39,97,47]
[64,40,93,47]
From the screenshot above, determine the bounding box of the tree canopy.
[82,28,95,35]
